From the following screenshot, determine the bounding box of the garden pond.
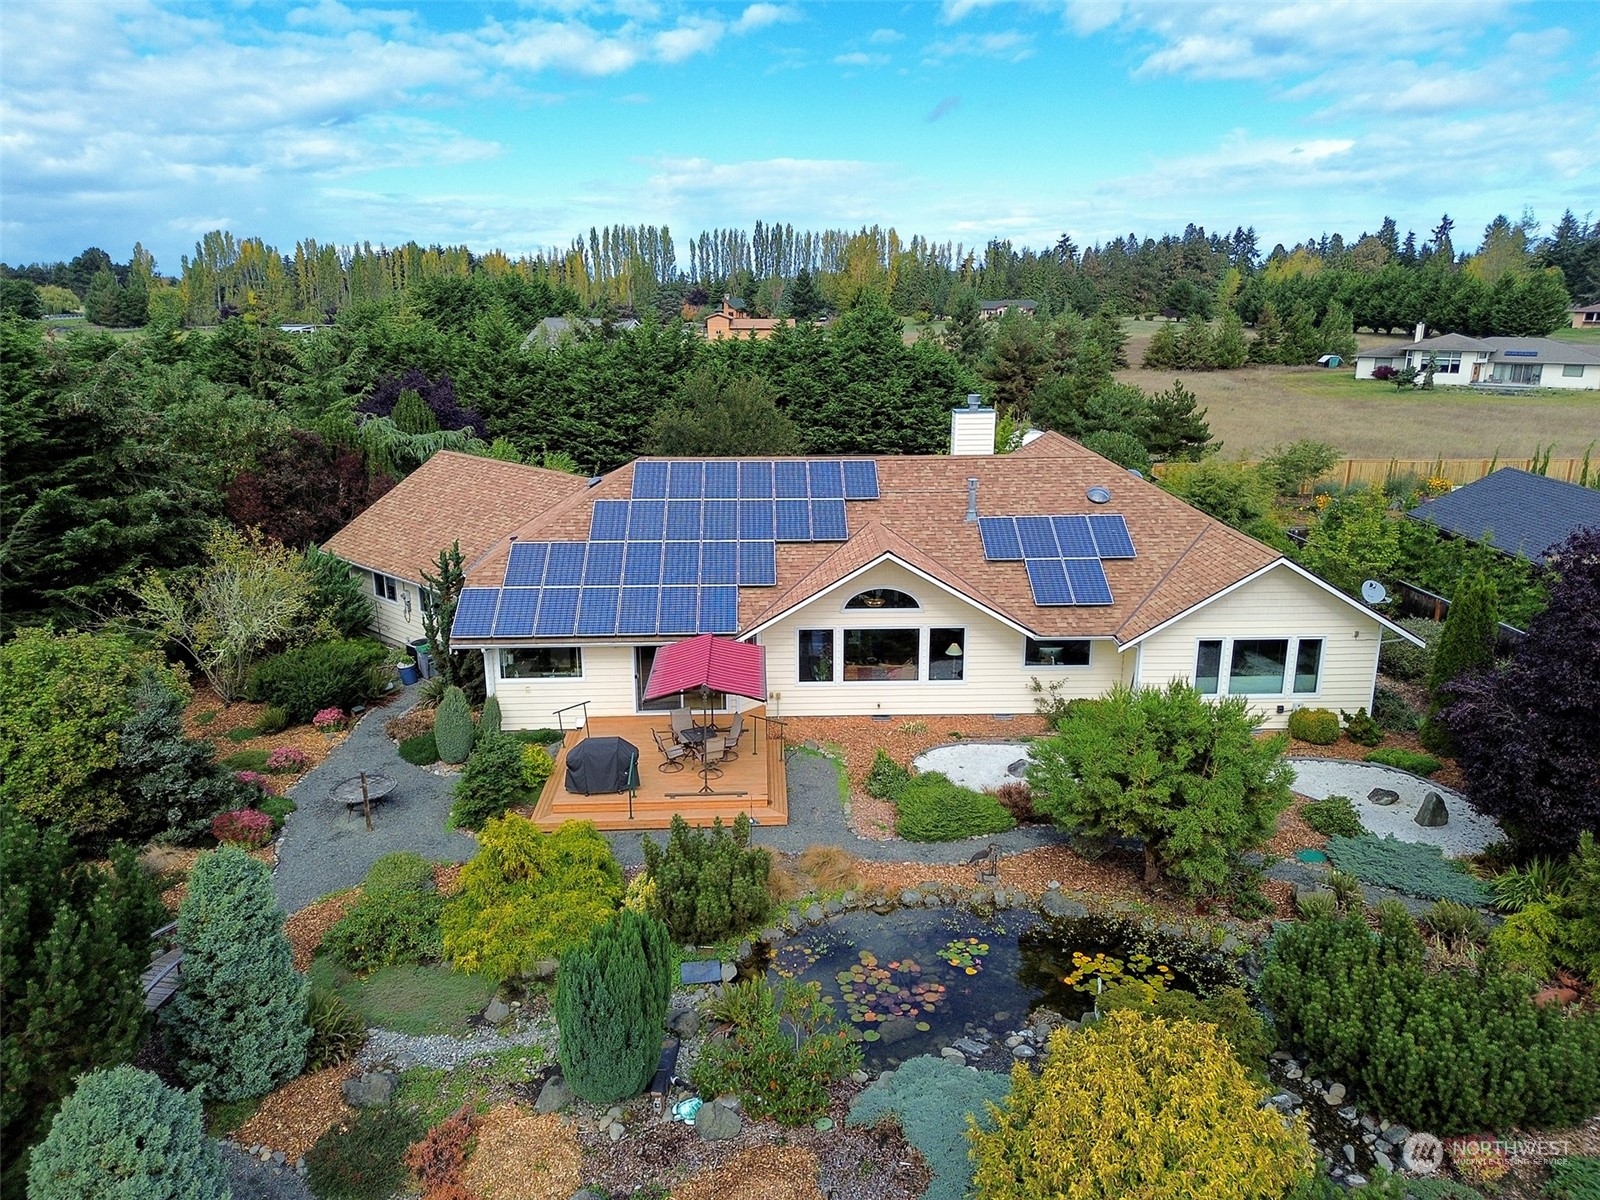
[751,906,1242,1068]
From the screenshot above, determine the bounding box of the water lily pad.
[861,1030,880,1042]
[915,1021,930,1032]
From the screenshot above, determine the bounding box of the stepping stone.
[680,961,724,985]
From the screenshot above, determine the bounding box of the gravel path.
[272,685,474,912]
[219,1144,314,1200]
[358,1013,558,1072]
[1286,757,1502,857]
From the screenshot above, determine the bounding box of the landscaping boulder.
[1040,890,1089,920]
[341,1071,396,1108]
[667,1008,700,1039]
[1367,788,1400,806]
[694,1098,742,1140]
[535,1074,574,1114]
[1415,792,1449,827]
[877,1016,918,1046]
[483,998,512,1026]
[1007,759,1029,778]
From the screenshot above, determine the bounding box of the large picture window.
[1025,638,1091,667]
[500,647,583,679]
[1194,636,1323,697]
[929,628,965,681]
[798,629,834,683]
[1228,639,1288,695]
[842,628,919,681]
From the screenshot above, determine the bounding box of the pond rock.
[804,902,825,923]
[899,889,921,907]
[535,1074,574,1114]
[694,1100,742,1140]
[952,1037,988,1057]
[1012,1045,1035,1059]
[341,1071,397,1108]
[940,1047,965,1062]
[822,898,842,916]
[1415,792,1449,827]
[1368,788,1400,806]
[878,1016,918,1046]
[1039,890,1089,920]
[1324,1082,1346,1105]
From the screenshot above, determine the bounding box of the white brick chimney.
[950,394,996,456]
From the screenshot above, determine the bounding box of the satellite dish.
[1361,580,1389,604]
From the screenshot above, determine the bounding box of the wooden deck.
[531,708,788,831]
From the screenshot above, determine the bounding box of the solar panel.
[589,500,630,541]
[661,542,701,585]
[703,460,739,498]
[775,499,811,540]
[504,542,548,586]
[702,499,738,540]
[1052,515,1096,558]
[452,588,500,637]
[664,500,701,541]
[738,541,777,586]
[535,587,580,636]
[701,541,738,584]
[658,587,700,634]
[810,499,848,540]
[808,460,844,498]
[738,460,773,498]
[632,460,668,498]
[581,541,623,586]
[842,460,879,499]
[700,586,740,632]
[1063,558,1113,605]
[626,499,665,540]
[667,461,703,499]
[545,543,587,586]
[738,499,775,540]
[576,587,619,636]
[622,541,663,586]
[1016,516,1060,559]
[1025,559,1073,606]
[774,461,809,498]
[489,587,539,636]
[978,516,1023,560]
[1088,513,1136,558]
[618,587,659,635]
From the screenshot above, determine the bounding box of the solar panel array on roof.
[458,583,743,638]
[978,513,1133,607]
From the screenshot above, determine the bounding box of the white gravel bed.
[911,742,1033,792]
[358,1012,557,1072]
[1287,758,1502,858]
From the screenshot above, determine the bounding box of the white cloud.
[869,27,905,44]
[923,31,1034,64]
[834,51,889,67]
[734,4,800,33]
[653,19,726,63]
[641,155,907,224]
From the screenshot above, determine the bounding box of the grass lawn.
[309,957,494,1036]
[1548,325,1600,344]
[1115,363,1599,459]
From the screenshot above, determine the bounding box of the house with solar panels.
[320,402,1420,734]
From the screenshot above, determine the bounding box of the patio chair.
[700,735,730,774]
[723,711,744,759]
[670,707,694,744]
[651,728,689,773]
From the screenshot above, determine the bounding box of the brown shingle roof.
[459,433,1281,645]
[323,451,591,583]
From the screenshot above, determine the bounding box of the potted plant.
[396,655,420,685]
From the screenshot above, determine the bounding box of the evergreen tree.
[1248,302,1285,363]
[555,910,673,1104]
[1141,322,1180,369]
[942,287,987,367]
[420,541,484,700]
[161,847,309,1101]
[303,543,376,639]
[642,813,771,944]
[1,807,164,1188]
[433,685,476,766]
[1211,309,1249,368]
[1422,571,1499,752]
[1144,380,1213,461]
[83,269,123,326]
[389,387,439,435]
[980,312,1047,417]
[787,267,824,320]
[647,367,800,456]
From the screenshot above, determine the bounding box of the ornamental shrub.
[246,638,392,725]
[1340,707,1384,747]
[1,807,166,1184]
[479,695,502,736]
[1301,795,1366,839]
[1029,681,1292,892]
[968,1010,1314,1200]
[555,909,674,1104]
[449,732,536,831]
[398,732,439,766]
[305,1106,425,1200]
[442,816,622,983]
[161,846,310,1100]
[1378,617,1438,682]
[1081,429,1151,474]
[1287,707,1340,744]
[846,1055,1011,1200]
[1371,685,1422,732]
[254,705,290,735]
[1095,981,1273,1078]
[864,749,910,800]
[265,745,309,773]
[1326,835,1489,905]
[894,772,1015,842]
[521,743,554,792]
[433,686,474,765]
[364,851,436,896]
[404,1104,475,1200]
[306,988,366,1070]
[323,890,443,974]
[1422,571,1498,752]
[1261,903,1600,1132]
[1547,1156,1600,1200]
[26,1066,227,1200]
[641,813,771,944]
[1363,747,1442,776]
[210,808,274,848]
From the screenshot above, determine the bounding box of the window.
[500,647,583,679]
[1294,640,1323,694]
[1025,638,1091,667]
[1563,363,1585,378]
[1490,363,1542,385]
[798,629,834,683]
[1421,352,1462,374]
[930,628,965,681]
[371,572,398,602]
[420,589,436,616]
[845,588,919,609]
[1195,640,1222,694]
[842,628,919,681]
[1229,639,1288,694]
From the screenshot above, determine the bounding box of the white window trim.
[796,628,836,685]
[1021,637,1094,671]
[841,588,922,612]
[498,646,586,682]
[371,571,400,603]
[927,627,967,685]
[1192,634,1327,699]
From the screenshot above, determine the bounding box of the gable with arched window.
[844,588,919,610]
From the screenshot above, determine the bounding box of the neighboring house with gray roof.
[523,315,640,349]
[1408,468,1600,562]
[1569,303,1600,329]
[1354,331,1600,389]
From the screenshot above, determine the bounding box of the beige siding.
[756,560,1123,718]
[1134,564,1384,729]
[356,568,429,649]
[488,643,639,730]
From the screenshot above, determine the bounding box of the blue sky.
[2,0,1598,270]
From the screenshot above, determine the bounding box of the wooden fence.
[1155,457,1592,489]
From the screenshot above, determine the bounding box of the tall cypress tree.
[1422,571,1499,753]
[555,910,673,1104]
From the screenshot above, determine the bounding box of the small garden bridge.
[141,921,182,1011]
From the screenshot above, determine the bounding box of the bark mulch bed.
[668,1146,826,1200]
[284,891,360,971]
[182,687,350,798]
[143,844,277,915]
[386,704,437,743]
[461,1106,583,1200]
[233,1064,357,1160]
[851,843,1148,904]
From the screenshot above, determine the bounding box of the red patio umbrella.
[644,635,767,793]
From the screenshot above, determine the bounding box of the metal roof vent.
[1086,486,1112,504]
[965,477,980,522]
[1127,468,1144,480]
